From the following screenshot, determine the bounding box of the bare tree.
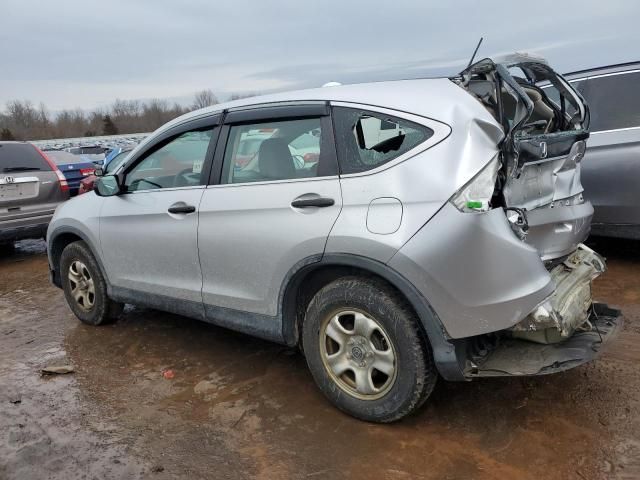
[0,95,194,140]
[1,127,15,140]
[192,89,218,110]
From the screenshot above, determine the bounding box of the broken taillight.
[450,155,500,213]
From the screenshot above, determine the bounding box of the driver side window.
[125,129,213,192]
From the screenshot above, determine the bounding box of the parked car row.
[33,133,147,154]
[79,146,134,194]
[46,53,621,422]
[0,136,144,245]
[44,150,97,196]
[39,139,144,197]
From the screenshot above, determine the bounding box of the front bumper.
[465,303,622,377]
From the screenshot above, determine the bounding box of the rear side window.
[580,71,640,131]
[0,143,52,172]
[44,150,86,165]
[80,146,106,155]
[68,146,105,155]
[221,117,329,184]
[332,107,433,174]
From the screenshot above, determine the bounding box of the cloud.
[1,0,638,110]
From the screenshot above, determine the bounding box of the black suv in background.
[563,62,640,239]
[0,142,70,245]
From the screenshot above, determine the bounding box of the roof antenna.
[466,37,484,68]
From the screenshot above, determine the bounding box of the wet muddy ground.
[1,238,638,480]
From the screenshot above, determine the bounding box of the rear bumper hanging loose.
[466,303,622,377]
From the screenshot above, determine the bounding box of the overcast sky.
[2,0,638,111]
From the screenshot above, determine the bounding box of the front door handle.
[168,204,196,214]
[291,197,335,208]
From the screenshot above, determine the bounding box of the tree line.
[0,89,257,141]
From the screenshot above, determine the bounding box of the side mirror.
[94,167,104,177]
[94,175,122,197]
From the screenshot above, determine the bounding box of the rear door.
[575,70,640,229]
[0,143,64,224]
[99,116,219,316]
[198,104,342,333]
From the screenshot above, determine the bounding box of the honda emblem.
[3,176,15,184]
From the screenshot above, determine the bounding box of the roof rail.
[564,60,640,77]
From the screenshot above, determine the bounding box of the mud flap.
[466,303,622,377]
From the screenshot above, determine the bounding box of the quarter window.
[124,129,213,192]
[221,117,327,184]
[332,107,433,174]
[580,71,640,131]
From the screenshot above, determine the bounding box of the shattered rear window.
[333,107,433,174]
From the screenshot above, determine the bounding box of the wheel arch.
[280,253,466,381]
[48,227,108,290]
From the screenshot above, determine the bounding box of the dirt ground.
[0,238,638,480]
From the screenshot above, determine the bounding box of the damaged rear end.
[450,53,622,376]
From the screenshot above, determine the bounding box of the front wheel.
[60,241,123,326]
[302,277,437,422]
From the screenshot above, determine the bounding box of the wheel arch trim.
[47,226,111,293]
[280,253,466,381]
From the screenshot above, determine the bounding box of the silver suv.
[1,142,70,245]
[47,54,621,422]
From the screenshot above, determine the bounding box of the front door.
[198,108,341,335]
[100,126,217,317]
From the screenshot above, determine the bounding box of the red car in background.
[78,147,133,194]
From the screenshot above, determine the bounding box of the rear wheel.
[302,276,437,422]
[60,241,123,325]
[0,243,15,255]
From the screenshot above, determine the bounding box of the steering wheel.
[292,155,305,169]
[174,168,197,187]
[128,178,162,191]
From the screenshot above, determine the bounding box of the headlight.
[450,155,501,212]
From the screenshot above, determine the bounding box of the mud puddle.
[1,238,639,479]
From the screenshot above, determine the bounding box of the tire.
[302,276,437,423]
[0,243,15,255]
[60,241,123,326]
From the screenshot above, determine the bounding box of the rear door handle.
[168,204,196,214]
[291,197,335,208]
